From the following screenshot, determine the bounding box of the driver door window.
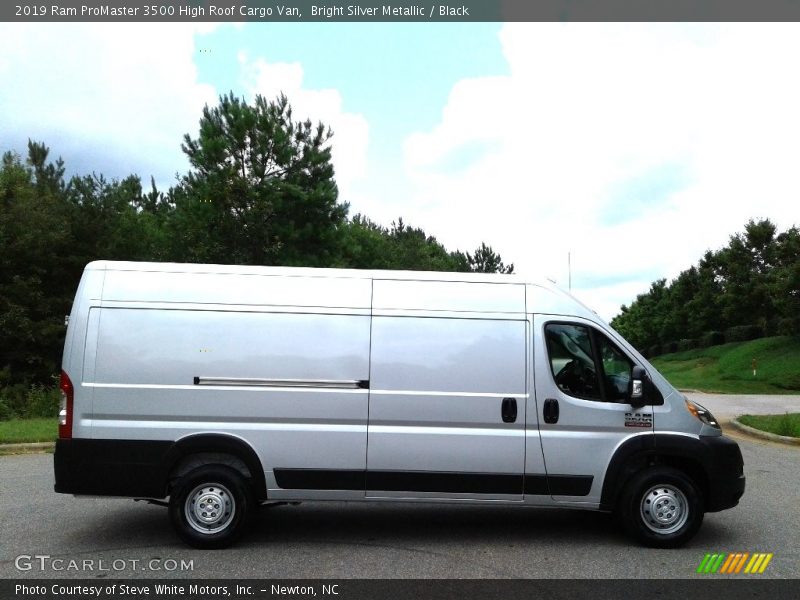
[545,323,633,403]
[596,334,633,401]
[545,323,601,400]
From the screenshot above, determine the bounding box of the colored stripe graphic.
[734,553,749,574]
[711,554,725,573]
[720,554,736,573]
[758,554,773,573]
[697,552,772,574]
[748,554,764,573]
[696,554,712,573]
[723,553,742,574]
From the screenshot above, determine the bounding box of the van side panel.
[102,269,371,309]
[85,306,370,496]
[373,279,524,313]
[92,308,367,385]
[366,314,528,499]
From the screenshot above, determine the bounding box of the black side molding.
[274,469,366,491]
[273,469,594,497]
[546,475,594,496]
[368,471,522,495]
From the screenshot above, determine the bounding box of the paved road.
[0,425,797,580]
[684,391,800,420]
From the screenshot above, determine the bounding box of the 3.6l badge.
[624,412,653,428]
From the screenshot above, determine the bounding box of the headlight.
[686,399,720,428]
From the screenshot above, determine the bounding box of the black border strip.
[9,2,800,23]
[2,579,795,600]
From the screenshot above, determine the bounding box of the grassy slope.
[650,336,800,394]
[0,418,57,443]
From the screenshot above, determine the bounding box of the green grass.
[0,418,58,444]
[738,413,800,438]
[650,336,800,394]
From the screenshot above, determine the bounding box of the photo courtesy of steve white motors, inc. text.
[15,583,337,597]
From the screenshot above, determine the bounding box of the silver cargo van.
[54,261,745,549]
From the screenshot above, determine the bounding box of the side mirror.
[629,365,647,408]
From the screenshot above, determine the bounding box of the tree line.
[0,92,512,404]
[610,218,800,356]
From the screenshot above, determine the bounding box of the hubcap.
[640,484,689,535]
[185,483,236,534]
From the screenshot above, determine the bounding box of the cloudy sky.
[2,22,799,319]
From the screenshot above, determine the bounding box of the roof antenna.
[568,251,572,291]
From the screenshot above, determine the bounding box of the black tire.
[618,466,704,548]
[169,464,253,549]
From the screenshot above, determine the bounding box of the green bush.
[666,341,679,353]
[700,331,725,347]
[0,397,13,421]
[0,382,60,419]
[0,384,28,418]
[678,338,699,351]
[648,344,662,357]
[776,317,800,336]
[25,384,60,418]
[725,324,763,342]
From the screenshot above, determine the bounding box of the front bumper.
[701,434,746,512]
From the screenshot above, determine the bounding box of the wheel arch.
[600,433,710,511]
[162,433,268,501]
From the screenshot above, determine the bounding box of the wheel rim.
[639,484,689,535]
[184,483,236,535]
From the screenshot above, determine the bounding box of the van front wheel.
[619,466,703,548]
[169,465,252,549]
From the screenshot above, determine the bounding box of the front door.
[533,315,654,504]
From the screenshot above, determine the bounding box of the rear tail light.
[59,370,74,439]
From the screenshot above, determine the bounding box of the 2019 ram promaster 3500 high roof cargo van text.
[54,261,745,549]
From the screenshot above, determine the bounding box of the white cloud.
[238,54,369,202]
[402,23,800,320]
[0,23,219,187]
[0,23,367,199]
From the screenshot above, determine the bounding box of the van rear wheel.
[169,464,252,549]
[618,466,703,548]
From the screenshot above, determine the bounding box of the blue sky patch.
[601,162,692,225]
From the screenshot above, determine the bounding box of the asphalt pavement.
[1,409,797,580]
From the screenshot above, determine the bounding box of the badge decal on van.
[624,412,653,428]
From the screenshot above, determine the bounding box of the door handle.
[543,398,559,424]
[501,397,517,423]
